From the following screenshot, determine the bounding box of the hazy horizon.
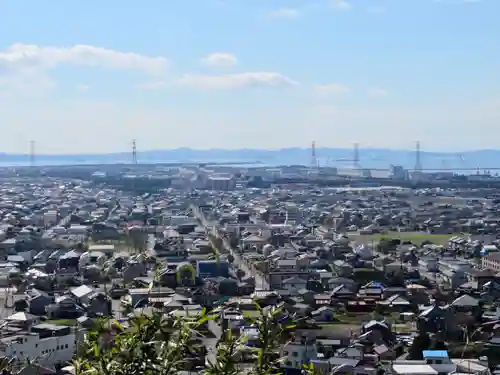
[4,147,500,172]
[6,145,500,157]
[6,145,500,156]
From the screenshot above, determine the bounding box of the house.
[446,294,481,325]
[362,320,393,344]
[6,312,41,329]
[282,276,307,293]
[87,244,115,256]
[335,343,364,360]
[449,294,479,310]
[331,284,356,299]
[123,260,147,282]
[275,259,298,271]
[241,234,267,250]
[46,296,83,319]
[389,350,489,375]
[280,337,318,369]
[378,294,411,312]
[311,306,336,322]
[27,289,54,315]
[124,288,174,308]
[311,358,363,375]
[417,305,456,335]
[267,271,311,289]
[464,268,496,288]
[87,292,112,317]
[70,285,94,305]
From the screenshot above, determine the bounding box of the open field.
[333,313,372,325]
[350,231,461,246]
[392,323,417,333]
[316,323,360,335]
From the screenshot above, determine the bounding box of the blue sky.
[0,0,498,154]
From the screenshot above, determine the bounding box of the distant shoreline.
[0,147,499,170]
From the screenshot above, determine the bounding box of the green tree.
[432,340,448,351]
[408,332,431,360]
[74,304,292,375]
[377,239,392,255]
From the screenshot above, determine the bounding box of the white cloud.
[177,72,298,90]
[331,0,352,10]
[201,53,238,68]
[314,83,351,94]
[0,43,168,74]
[0,70,56,96]
[269,8,300,19]
[367,87,389,97]
[0,43,168,93]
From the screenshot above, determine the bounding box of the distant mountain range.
[1,147,500,171]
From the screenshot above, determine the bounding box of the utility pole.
[29,140,35,167]
[353,142,361,170]
[414,141,422,172]
[310,141,318,169]
[132,139,137,165]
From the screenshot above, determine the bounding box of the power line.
[132,139,137,165]
[414,141,422,172]
[353,142,361,170]
[29,140,35,167]
[310,141,318,169]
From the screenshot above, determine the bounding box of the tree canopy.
[68,305,300,375]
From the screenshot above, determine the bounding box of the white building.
[67,224,89,235]
[390,350,490,375]
[0,323,76,367]
[168,215,191,226]
[280,338,318,369]
[88,244,115,256]
[207,176,236,191]
[43,210,59,228]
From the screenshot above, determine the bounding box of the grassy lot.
[332,313,372,325]
[392,323,417,333]
[317,323,360,335]
[351,231,461,246]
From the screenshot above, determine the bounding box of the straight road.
[190,204,269,289]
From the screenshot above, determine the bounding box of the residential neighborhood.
[0,172,499,375]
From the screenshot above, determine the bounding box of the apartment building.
[482,252,500,272]
[0,319,76,367]
[207,176,236,191]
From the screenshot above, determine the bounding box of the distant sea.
[2,146,500,171]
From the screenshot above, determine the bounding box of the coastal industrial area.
[1,160,500,374]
